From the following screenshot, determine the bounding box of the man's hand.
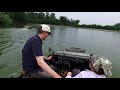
[36,56,62,78]
[43,56,53,60]
[47,56,53,60]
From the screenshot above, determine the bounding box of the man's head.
[37,24,52,40]
[89,55,112,77]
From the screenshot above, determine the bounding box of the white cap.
[40,24,52,35]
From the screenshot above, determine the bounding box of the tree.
[114,23,120,26]
[9,12,26,23]
[0,12,13,25]
[50,13,56,19]
[74,20,80,25]
[46,12,50,18]
[59,16,69,25]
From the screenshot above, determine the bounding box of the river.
[0,27,120,78]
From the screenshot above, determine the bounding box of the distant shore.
[0,23,120,32]
[24,24,120,32]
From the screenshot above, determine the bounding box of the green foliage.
[9,12,26,23]
[0,12,13,26]
[0,12,120,31]
[78,24,120,31]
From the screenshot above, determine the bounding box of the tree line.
[78,24,120,31]
[0,12,80,27]
[0,12,120,31]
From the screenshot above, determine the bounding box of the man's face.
[42,32,49,40]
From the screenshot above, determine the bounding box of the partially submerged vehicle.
[46,47,91,77]
[10,47,98,78]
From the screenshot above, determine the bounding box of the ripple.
[0,41,15,55]
[0,63,7,70]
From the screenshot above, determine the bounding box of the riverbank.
[79,27,120,32]
[1,23,120,32]
[24,23,120,32]
[51,25,120,32]
[0,23,25,28]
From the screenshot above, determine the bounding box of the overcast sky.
[50,12,120,26]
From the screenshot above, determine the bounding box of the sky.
[50,12,120,26]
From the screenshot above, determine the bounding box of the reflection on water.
[0,28,37,78]
[0,63,7,70]
[0,27,120,78]
[0,30,12,55]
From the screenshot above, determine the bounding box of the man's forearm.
[36,56,62,78]
[39,60,61,78]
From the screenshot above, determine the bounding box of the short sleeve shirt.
[22,34,43,73]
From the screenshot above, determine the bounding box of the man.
[66,55,112,78]
[22,24,62,78]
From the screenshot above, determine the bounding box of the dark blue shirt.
[22,34,43,73]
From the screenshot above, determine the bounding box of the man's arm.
[36,56,62,78]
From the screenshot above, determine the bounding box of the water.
[0,27,120,78]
